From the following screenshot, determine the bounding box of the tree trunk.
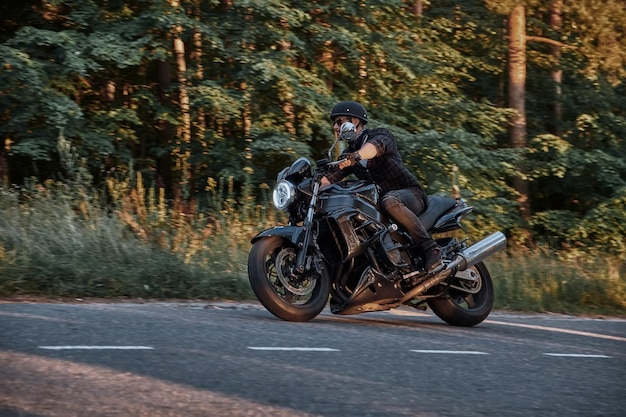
[103,80,115,102]
[508,5,530,220]
[320,40,335,91]
[550,0,563,136]
[278,27,297,138]
[406,0,424,18]
[358,55,368,98]
[0,152,8,187]
[170,0,192,197]
[241,81,253,169]
[192,0,205,145]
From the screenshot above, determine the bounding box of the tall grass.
[0,178,267,300]
[0,178,624,316]
[489,248,626,316]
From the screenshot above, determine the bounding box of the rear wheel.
[427,261,494,327]
[248,236,329,322]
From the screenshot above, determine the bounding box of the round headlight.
[272,180,296,210]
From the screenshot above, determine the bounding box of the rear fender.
[432,205,473,234]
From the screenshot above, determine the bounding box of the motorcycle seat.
[418,195,458,231]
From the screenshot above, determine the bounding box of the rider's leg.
[381,188,442,271]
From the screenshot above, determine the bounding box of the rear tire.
[427,261,494,327]
[248,236,329,322]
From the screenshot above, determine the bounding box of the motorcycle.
[248,122,507,326]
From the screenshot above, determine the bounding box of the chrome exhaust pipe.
[400,232,507,303]
[449,231,507,271]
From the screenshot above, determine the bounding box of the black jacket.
[327,127,423,195]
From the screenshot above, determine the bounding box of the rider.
[321,100,442,272]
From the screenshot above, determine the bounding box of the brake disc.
[275,248,316,296]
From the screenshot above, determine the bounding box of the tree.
[549,0,563,136]
[508,4,530,220]
[1,0,623,256]
[169,0,192,197]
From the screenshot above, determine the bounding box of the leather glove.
[345,152,362,165]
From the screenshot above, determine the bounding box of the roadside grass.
[1,181,624,316]
[0,182,253,300]
[489,249,626,316]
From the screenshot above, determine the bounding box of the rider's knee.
[381,193,402,210]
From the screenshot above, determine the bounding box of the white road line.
[38,346,154,350]
[486,320,626,342]
[410,350,489,355]
[543,353,611,358]
[248,347,339,352]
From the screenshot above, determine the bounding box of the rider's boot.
[417,239,443,272]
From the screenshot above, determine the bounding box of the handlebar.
[326,159,347,168]
[313,158,347,181]
[316,158,347,169]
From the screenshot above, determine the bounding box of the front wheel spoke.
[269,266,308,301]
[261,246,320,303]
[284,290,299,301]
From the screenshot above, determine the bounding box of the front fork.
[293,179,321,275]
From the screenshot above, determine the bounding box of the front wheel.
[427,261,494,327]
[248,236,330,322]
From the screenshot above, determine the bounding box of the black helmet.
[330,101,368,124]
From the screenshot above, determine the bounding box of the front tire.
[248,236,330,322]
[427,261,494,327]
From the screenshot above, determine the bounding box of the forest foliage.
[1,0,625,259]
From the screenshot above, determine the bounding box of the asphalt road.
[1,300,625,417]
